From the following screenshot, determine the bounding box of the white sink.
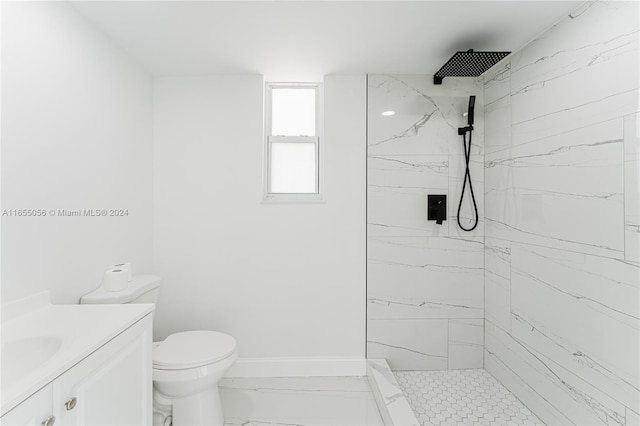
[1,336,63,387]
[1,291,154,416]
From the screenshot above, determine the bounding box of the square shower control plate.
[427,194,447,221]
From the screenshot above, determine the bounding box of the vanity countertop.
[1,292,154,416]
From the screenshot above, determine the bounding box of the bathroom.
[1,0,638,425]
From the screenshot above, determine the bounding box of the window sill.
[261,194,326,204]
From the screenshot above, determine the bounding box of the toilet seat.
[153,330,237,370]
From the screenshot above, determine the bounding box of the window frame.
[263,82,324,203]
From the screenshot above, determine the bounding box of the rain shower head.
[433,49,510,85]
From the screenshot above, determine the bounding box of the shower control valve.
[427,195,447,225]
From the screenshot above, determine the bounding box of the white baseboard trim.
[225,357,367,378]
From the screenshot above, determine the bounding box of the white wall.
[153,75,366,359]
[1,2,153,304]
[483,1,639,424]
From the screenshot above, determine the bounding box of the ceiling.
[71,1,583,80]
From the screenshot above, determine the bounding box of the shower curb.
[367,359,420,426]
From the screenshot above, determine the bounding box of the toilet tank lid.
[80,275,161,304]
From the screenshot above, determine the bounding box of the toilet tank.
[80,275,161,305]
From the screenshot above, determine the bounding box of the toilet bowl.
[80,275,238,426]
[153,330,238,425]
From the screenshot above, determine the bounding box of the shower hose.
[457,129,479,232]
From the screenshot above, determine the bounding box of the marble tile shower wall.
[366,75,485,371]
[482,1,639,425]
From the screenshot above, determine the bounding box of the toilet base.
[171,385,224,426]
[152,392,172,426]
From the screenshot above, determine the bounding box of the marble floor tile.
[219,376,384,425]
[394,369,544,426]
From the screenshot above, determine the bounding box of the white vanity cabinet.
[0,385,53,426]
[1,315,152,426]
[53,315,152,426]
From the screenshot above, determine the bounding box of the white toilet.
[81,275,237,426]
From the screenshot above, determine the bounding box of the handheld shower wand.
[456,96,479,232]
[458,95,475,134]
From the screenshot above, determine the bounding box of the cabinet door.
[0,384,53,426]
[54,315,152,426]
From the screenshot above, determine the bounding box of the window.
[264,83,322,201]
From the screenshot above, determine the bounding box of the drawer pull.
[42,415,55,426]
[65,397,77,411]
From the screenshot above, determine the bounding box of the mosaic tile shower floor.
[394,369,545,426]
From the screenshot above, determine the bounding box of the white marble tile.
[367,73,487,376]
[511,313,636,424]
[511,87,638,149]
[367,155,448,237]
[395,369,544,426]
[484,61,512,156]
[510,241,639,344]
[368,236,484,319]
[509,2,639,146]
[625,152,639,263]
[481,3,640,426]
[485,320,584,426]
[510,243,639,414]
[448,319,484,369]
[485,118,624,258]
[367,359,420,426]
[367,319,448,371]
[484,94,511,155]
[484,238,511,331]
[368,75,483,157]
[484,62,511,105]
[448,155,484,238]
[486,316,637,426]
[625,113,640,263]
[219,376,383,425]
[627,407,640,426]
[368,155,449,189]
[627,113,640,156]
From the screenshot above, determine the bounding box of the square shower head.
[433,50,510,84]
